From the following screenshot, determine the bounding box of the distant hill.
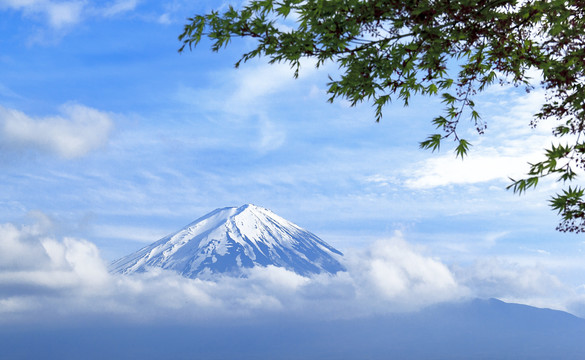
[2,298,584,359]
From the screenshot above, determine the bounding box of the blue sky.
[1,0,585,322]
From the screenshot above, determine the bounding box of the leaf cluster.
[180,0,585,232]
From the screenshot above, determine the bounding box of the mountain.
[109,204,345,278]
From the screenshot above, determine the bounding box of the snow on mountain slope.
[109,204,345,278]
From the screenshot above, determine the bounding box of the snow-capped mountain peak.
[110,204,345,278]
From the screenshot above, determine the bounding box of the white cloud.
[363,174,400,187]
[101,0,139,17]
[45,0,83,27]
[0,83,22,99]
[256,116,286,152]
[0,103,113,158]
[404,151,529,189]
[92,224,170,243]
[157,12,170,24]
[176,60,319,118]
[0,0,84,28]
[0,222,50,270]
[231,62,303,104]
[0,217,109,298]
[404,89,556,189]
[454,257,585,314]
[346,235,465,309]
[458,257,565,298]
[174,61,322,153]
[0,0,141,31]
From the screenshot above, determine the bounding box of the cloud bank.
[1,216,583,325]
[0,217,465,324]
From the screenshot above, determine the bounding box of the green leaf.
[454,139,471,159]
[419,134,442,152]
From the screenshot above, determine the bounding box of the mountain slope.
[110,204,344,278]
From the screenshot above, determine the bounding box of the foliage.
[179,0,585,232]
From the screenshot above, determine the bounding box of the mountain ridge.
[4,298,584,359]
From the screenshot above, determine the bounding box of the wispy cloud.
[175,60,319,117]
[404,89,554,189]
[173,60,323,154]
[455,257,578,312]
[0,0,85,28]
[0,104,113,159]
[101,0,139,17]
[256,116,286,152]
[0,0,141,32]
[458,257,564,297]
[92,224,170,244]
